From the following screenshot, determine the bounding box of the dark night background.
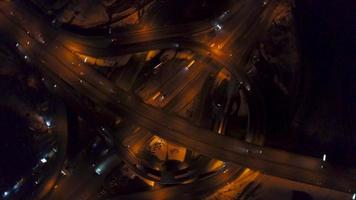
[292,0,355,166]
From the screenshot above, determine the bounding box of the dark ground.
[291,0,355,166]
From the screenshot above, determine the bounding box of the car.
[94,155,119,176]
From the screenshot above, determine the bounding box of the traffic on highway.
[0,0,354,199]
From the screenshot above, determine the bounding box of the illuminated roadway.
[109,165,244,200]
[0,0,355,196]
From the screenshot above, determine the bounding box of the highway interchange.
[0,0,355,199]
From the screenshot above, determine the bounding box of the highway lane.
[46,43,232,187]
[21,3,217,50]
[163,69,212,112]
[139,58,209,107]
[44,71,239,199]
[61,19,216,46]
[112,54,231,183]
[8,0,267,85]
[42,65,238,199]
[108,166,245,200]
[63,33,232,187]
[57,0,276,68]
[130,55,233,183]
[42,70,231,200]
[26,5,242,194]
[1,1,356,194]
[27,0,210,40]
[62,38,254,99]
[55,0,249,45]
[22,0,265,87]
